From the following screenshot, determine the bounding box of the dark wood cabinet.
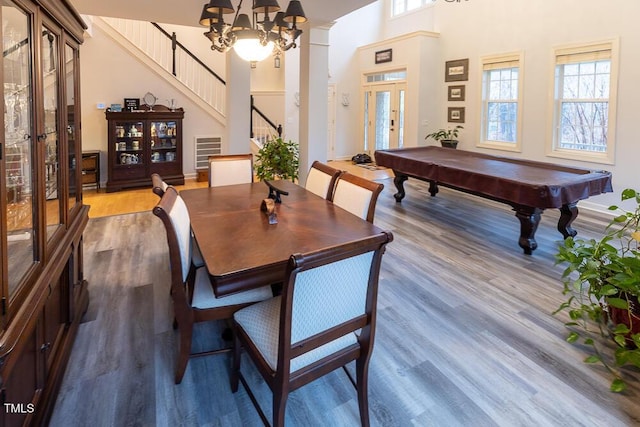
[106,105,185,192]
[0,1,88,426]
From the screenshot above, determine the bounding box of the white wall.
[330,0,640,210]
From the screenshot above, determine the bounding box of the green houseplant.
[425,125,463,148]
[554,188,640,392]
[255,136,300,182]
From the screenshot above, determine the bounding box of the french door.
[363,82,406,152]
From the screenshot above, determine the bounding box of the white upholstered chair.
[230,231,393,427]
[330,173,384,223]
[208,153,254,187]
[153,186,272,384]
[304,160,343,200]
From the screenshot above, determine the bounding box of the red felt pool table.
[374,146,613,254]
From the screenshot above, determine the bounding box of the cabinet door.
[112,119,146,180]
[65,42,81,214]
[41,21,63,241]
[2,0,38,306]
[149,119,180,175]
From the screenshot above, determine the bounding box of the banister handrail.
[151,22,225,84]
[251,95,282,139]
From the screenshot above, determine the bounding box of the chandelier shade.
[200,0,306,62]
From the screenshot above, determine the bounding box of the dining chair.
[151,172,169,197]
[330,172,384,223]
[153,186,272,384]
[150,173,204,268]
[304,160,343,200]
[208,153,254,187]
[230,231,393,427]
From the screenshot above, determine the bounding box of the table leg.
[558,203,579,239]
[428,181,439,197]
[513,206,542,255]
[392,173,408,202]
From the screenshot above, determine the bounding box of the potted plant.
[554,188,640,392]
[255,136,300,182]
[425,125,463,149]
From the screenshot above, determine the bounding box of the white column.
[225,50,251,154]
[298,24,332,183]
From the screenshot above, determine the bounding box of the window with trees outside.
[549,40,618,164]
[479,53,523,152]
[392,0,434,17]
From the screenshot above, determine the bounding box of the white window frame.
[546,39,619,165]
[391,0,435,18]
[478,52,524,152]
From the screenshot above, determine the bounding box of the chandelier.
[200,0,307,62]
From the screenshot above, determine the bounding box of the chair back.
[304,161,342,199]
[331,173,384,223]
[151,173,169,198]
[208,154,254,187]
[152,186,193,285]
[278,232,393,371]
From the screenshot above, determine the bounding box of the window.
[392,0,434,17]
[549,40,618,164]
[479,53,523,152]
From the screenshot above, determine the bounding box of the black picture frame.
[445,58,469,82]
[448,85,466,101]
[124,98,140,111]
[448,107,465,123]
[375,49,393,64]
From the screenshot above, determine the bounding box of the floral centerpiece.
[554,188,640,392]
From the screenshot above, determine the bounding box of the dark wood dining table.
[180,180,387,297]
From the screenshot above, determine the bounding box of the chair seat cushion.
[234,296,358,373]
[192,267,272,309]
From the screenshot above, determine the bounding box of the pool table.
[374,146,613,254]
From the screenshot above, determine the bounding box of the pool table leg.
[392,173,408,202]
[558,202,578,239]
[514,206,542,255]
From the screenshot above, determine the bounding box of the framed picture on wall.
[445,58,469,82]
[448,107,465,123]
[448,85,466,101]
[375,48,393,64]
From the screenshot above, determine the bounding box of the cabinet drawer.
[111,165,146,180]
[81,171,97,184]
[81,156,97,170]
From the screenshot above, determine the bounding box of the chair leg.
[230,326,241,393]
[356,356,371,427]
[273,390,289,427]
[174,321,193,384]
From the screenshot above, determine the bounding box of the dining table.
[180,180,387,297]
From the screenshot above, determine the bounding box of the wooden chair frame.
[330,172,384,223]
[231,231,393,427]
[151,173,168,198]
[153,186,267,383]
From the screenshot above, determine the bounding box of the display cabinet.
[0,1,88,426]
[106,105,184,192]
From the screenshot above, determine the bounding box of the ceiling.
[67,0,375,29]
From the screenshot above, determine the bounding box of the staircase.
[93,16,283,162]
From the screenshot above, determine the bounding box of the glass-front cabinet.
[0,1,88,426]
[106,105,184,192]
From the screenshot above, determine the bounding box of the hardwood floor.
[50,171,640,426]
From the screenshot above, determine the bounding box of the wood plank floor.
[50,176,640,426]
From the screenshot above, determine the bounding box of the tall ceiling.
[67,0,375,28]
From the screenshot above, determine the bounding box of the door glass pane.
[3,2,35,297]
[375,90,390,150]
[43,26,61,239]
[66,44,77,210]
[363,90,369,151]
[398,89,405,148]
